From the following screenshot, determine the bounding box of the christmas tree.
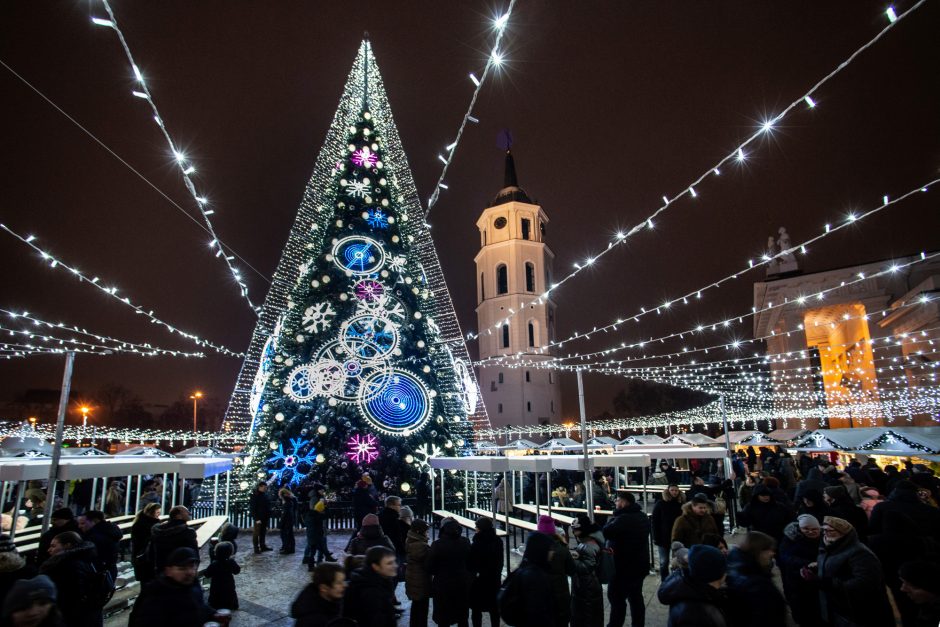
[225,39,488,497]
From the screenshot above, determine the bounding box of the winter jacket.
[467,527,503,613]
[657,569,729,627]
[815,528,894,627]
[652,491,685,548]
[36,519,80,567]
[348,524,394,556]
[130,515,159,561]
[670,501,719,548]
[128,575,216,627]
[377,507,404,555]
[305,495,328,533]
[291,584,342,627]
[869,486,940,541]
[83,519,123,576]
[249,490,272,521]
[737,496,793,543]
[39,541,104,627]
[202,556,240,610]
[604,502,651,578]
[428,523,472,625]
[405,528,431,601]
[148,518,198,571]
[825,496,868,542]
[343,566,398,627]
[351,486,378,524]
[280,494,298,527]
[513,559,556,627]
[570,530,605,627]
[777,522,822,627]
[0,553,36,608]
[724,548,786,627]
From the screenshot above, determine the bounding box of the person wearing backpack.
[570,514,605,627]
[498,531,554,627]
[39,531,104,627]
[603,490,651,627]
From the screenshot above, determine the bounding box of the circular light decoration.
[332,236,385,275]
[341,315,399,361]
[354,279,385,302]
[453,358,478,413]
[359,369,432,435]
[316,340,390,403]
[308,360,345,397]
[285,364,317,402]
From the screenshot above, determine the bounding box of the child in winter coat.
[202,540,241,610]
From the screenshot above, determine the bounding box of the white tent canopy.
[498,439,540,451]
[792,428,886,452]
[614,445,729,460]
[619,435,665,446]
[538,438,581,451]
[544,454,651,471]
[429,456,510,472]
[849,426,940,456]
[720,431,783,445]
[585,436,620,449]
[662,433,720,446]
[0,456,233,482]
[767,428,811,444]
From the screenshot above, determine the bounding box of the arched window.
[525,262,535,292]
[480,272,485,301]
[527,321,536,347]
[501,323,510,348]
[496,264,508,294]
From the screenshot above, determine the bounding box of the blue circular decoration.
[285,365,316,402]
[359,369,431,436]
[332,236,385,275]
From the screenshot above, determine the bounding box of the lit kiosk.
[475,149,562,430]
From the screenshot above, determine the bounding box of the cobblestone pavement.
[106,528,783,626]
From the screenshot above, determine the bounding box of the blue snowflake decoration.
[366,209,389,230]
[265,437,316,486]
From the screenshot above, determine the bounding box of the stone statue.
[777,227,796,264]
[767,236,777,257]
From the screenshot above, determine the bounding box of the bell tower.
[475,149,562,429]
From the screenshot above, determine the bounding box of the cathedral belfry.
[475,149,562,429]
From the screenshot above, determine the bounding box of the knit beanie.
[823,485,848,500]
[536,515,557,536]
[361,513,380,527]
[898,560,940,596]
[823,516,852,535]
[215,541,234,561]
[51,508,74,521]
[0,535,15,554]
[691,493,710,505]
[797,514,820,530]
[2,575,57,618]
[687,545,726,584]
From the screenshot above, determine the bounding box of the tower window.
[549,371,554,384]
[527,401,532,412]
[501,323,510,348]
[521,218,531,240]
[496,264,508,295]
[498,372,504,384]
[525,371,531,382]
[480,272,485,301]
[527,322,536,347]
[498,403,503,414]
[551,400,555,413]
[525,262,535,292]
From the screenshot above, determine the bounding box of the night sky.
[2,1,938,422]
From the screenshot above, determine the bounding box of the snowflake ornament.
[354,279,385,302]
[346,433,380,464]
[266,437,316,486]
[351,146,377,168]
[388,256,407,273]
[303,302,337,333]
[365,209,389,229]
[345,180,369,198]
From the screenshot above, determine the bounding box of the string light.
[425,0,517,213]
[0,324,199,358]
[0,224,242,357]
[464,0,928,342]
[94,0,260,314]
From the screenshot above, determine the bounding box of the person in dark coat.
[77,510,122,579]
[428,518,472,627]
[130,503,161,584]
[200,540,240,610]
[303,485,334,568]
[468,517,502,627]
[822,485,868,542]
[511,531,555,627]
[652,486,686,580]
[777,515,823,627]
[128,547,216,627]
[868,510,936,627]
[278,487,298,554]
[291,561,347,627]
[34,509,79,568]
[797,488,829,523]
[377,496,405,557]
[148,506,198,573]
[603,490,651,627]
[405,519,431,627]
[657,544,729,627]
[737,485,793,544]
[536,516,576,627]
[1,574,62,627]
[869,480,940,542]
[671,494,720,548]
[348,480,379,550]
[570,515,604,627]
[38,532,102,627]
[724,531,786,627]
[898,560,940,627]
[343,546,399,627]
[349,514,394,556]
[801,516,894,627]
[0,536,37,608]
[249,482,273,553]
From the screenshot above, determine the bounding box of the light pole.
[80,406,90,429]
[190,391,203,433]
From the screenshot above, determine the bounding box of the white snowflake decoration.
[345,180,369,198]
[388,256,407,273]
[303,302,337,333]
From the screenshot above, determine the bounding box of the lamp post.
[190,391,203,433]
[80,406,90,429]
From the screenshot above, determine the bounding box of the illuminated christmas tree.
[224,39,488,496]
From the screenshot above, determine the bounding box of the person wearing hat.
[349,514,394,556]
[657,544,729,627]
[604,490,651,627]
[869,479,940,542]
[1,574,60,627]
[0,534,37,604]
[404,519,432,627]
[38,531,102,627]
[468,517,502,627]
[899,560,940,627]
[128,547,216,627]
[34,509,78,568]
[428,518,472,626]
[777,514,822,627]
[671,493,720,549]
[201,540,240,611]
[800,516,893,627]
[348,480,379,552]
[725,531,787,627]
[570,514,604,627]
[303,484,334,569]
[737,484,794,544]
[148,505,198,573]
[822,485,867,542]
[868,510,932,627]
[535,515,575,627]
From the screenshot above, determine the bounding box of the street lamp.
[28,416,37,430]
[190,391,203,433]
[80,406,90,429]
